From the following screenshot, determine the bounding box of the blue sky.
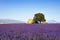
[0,0,60,22]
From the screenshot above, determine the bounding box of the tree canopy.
[32,13,46,24]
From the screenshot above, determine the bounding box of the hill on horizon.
[47,20,60,23]
[0,19,25,24]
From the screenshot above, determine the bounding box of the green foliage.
[33,13,46,24]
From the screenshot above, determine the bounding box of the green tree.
[33,13,46,24]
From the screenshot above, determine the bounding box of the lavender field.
[0,24,60,40]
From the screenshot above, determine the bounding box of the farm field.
[0,24,60,40]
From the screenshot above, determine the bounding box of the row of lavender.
[0,24,60,40]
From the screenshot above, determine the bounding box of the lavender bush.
[0,24,60,40]
[0,31,59,40]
